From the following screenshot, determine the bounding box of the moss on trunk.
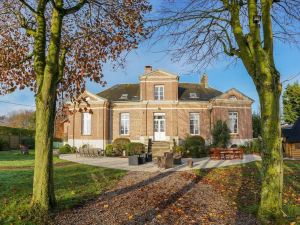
[257,71,283,223]
[31,2,63,211]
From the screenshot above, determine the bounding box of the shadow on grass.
[0,150,35,161]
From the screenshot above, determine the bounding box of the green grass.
[0,150,126,225]
[196,160,300,224]
[0,150,65,167]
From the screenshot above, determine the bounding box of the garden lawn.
[197,160,300,224]
[0,150,126,225]
[0,150,65,167]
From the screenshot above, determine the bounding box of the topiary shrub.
[112,138,131,156]
[105,144,114,156]
[212,120,231,148]
[126,142,145,156]
[183,135,206,158]
[175,146,185,156]
[0,138,9,151]
[59,144,76,154]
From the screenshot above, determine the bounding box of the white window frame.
[120,113,130,135]
[229,95,237,100]
[82,112,92,135]
[154,85,164,101]
[189,113,200,135]
[228,111,238,134]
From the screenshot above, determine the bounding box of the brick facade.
[65,67,253,148]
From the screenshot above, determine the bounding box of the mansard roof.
[97,84,140,101]
[96,83,222,102]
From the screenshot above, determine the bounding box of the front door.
[154,113,166,141]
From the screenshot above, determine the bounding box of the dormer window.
[189,93,198,99]
[154,85,164,101]
[119,94,128,100]
[229,95,237,100]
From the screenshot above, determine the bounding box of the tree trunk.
[31,3,63,211]
[31,89,57,211]
[257,71,283,222]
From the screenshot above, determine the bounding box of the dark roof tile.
[96,83,222,101]
[282,117,300,143]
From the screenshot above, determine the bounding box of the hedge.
[0,126,35,136]
[112,138,131,156]
[126,142,145,156]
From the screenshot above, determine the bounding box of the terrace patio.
[59,154,262,172]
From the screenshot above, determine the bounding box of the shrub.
[0,126,35,136]
[172,139,177,152]
[112,138,130,156]
[105,144,114,156]
[243,139,262,154]
[175,146,185,157]
[183,135,206,158]
[126,142,145,156]
[0,138,9,151]
[21,138,35,149]
[212,120,231,148]
[59,144,76,154]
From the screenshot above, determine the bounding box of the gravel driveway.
[53,171,259,225]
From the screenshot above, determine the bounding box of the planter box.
[138,156,146,164]
[128,155,146,165]
[128,155,139,165]
[146,153,152,162]
[173,157,182,165]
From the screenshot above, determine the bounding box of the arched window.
[229,95,237,100]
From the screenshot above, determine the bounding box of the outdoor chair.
[20,144,29,155]
[83,147,89,157]
[92,148,99,157]
[77,147,83,157]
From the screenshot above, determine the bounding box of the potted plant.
[145,153,152,162]
[173,146,183,165]
[127,142,145,166]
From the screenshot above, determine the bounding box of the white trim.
[120,112,130,135]
[140,80,177,83]
[70,106,251,111]
[81,112,92,135]
[189,113,200,135]
[110,106,250,111]
[228,111,238,134]
[212,106,251,109]
[154,85,164,101]
[212,88,254,102]
[139,69,179,79]
[111,107,207,110]
[85,90,107,101]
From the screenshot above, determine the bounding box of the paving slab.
[59,154,262,172]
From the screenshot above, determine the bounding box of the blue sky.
[0,2,300,116]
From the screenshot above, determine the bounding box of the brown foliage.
[0,0,151,101]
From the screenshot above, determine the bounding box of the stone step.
[152,143,170,147]
[152,150,171,157]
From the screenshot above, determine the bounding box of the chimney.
[144,65,152,74]
[201,73,208,88]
